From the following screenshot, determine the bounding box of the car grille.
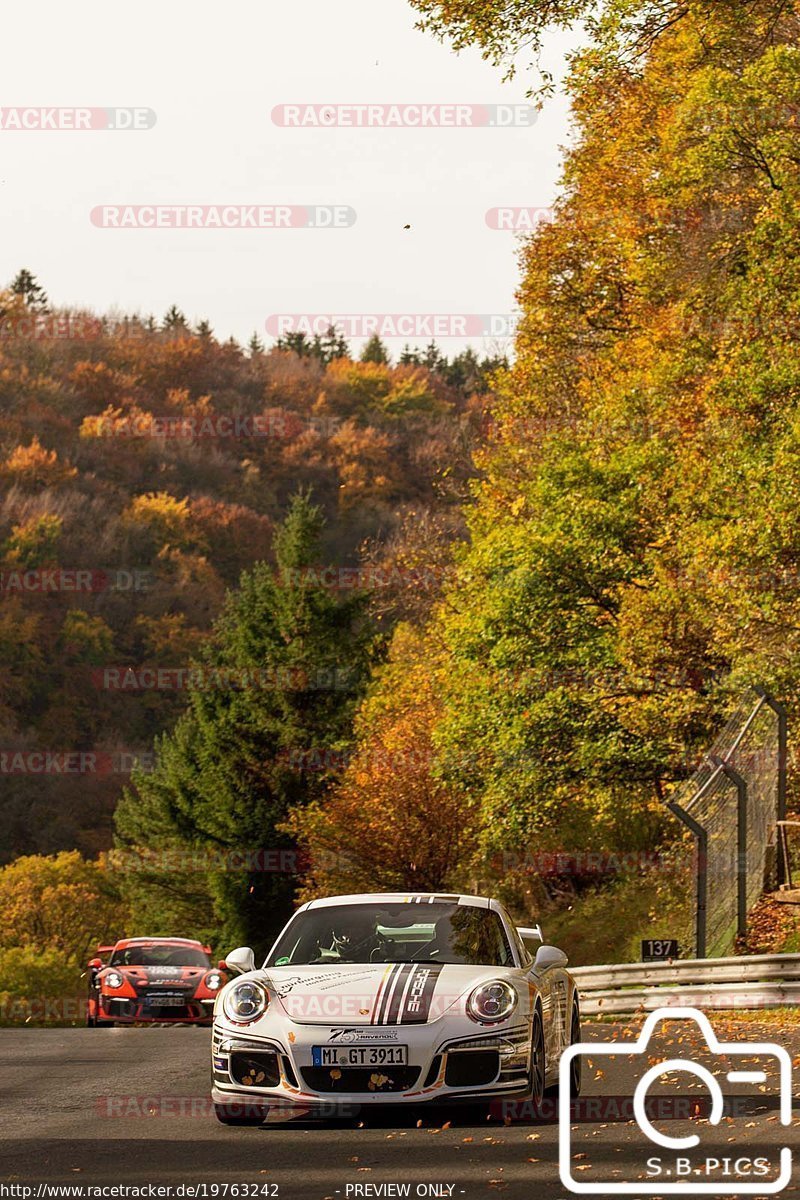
[444,1050,500,1088]
[300,1067,420,1093]
[142,1002,195,1019]
[106,997,198,1019]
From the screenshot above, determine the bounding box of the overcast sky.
[2,0,575,357]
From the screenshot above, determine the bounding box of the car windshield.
[109,945,210,967]
[266,902,515,967]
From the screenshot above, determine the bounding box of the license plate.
[144,995,185,1007]
[312,1044,408,1067]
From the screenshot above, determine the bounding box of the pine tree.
[276,330,312,357]
[360,334,390,365]
[114,493,371,953]
[162,305,188,331]
[315,325,350,364]
[277,326,350,365]
[10,270,49,313]
[399,344,421,366]
[248,333,265,356]
[423,340,445,371]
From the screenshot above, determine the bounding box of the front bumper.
[100,994,216,1024]
[211,1020,532,1108]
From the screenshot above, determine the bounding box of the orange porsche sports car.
[87,936,226,1026]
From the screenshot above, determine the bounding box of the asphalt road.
[1,1020,798,1198]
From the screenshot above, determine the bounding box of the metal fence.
[667,687,787,958]
[572,952,800,1014]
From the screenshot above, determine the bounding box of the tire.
[214,1103,266,1127]
[87,1012,115,1027]
[568,1003,582,1097]
[528,1006,546,1110]
[545,1002,581,1099]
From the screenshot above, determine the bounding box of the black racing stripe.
[384,963,414,1024]
[398,963,444,1024]
[374,963,402,1026]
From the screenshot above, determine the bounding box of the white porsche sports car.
[211,892,581,1124]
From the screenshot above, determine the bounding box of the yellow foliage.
[2,438,77,487]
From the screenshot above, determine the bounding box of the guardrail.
[571,953,800,1015]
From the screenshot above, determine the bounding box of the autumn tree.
[283,625,477,899]
[0,272,484,866]
[407,0,800,870]
[0,851,126,962]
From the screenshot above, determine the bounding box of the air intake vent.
[230,1050,281,1088]
[444,1050,499,1088]
[423,1055,442,1087]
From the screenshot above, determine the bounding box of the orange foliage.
[2,437,77,488]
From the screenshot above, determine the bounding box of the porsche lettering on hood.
[373,963,443,1024]
[265,963,496,1025]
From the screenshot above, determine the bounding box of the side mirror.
[87,958,103,970]
[533,945,568,972]
[224,946,256,975]
[217,959,228,972]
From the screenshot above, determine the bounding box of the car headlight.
[222,980,269,1024]
[104,971,124,990]
[205,971,222,991]
[467,980,517,1024]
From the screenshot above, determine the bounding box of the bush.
[0,946,84,1026]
